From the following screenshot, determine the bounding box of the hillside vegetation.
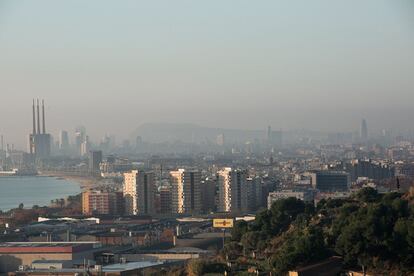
[226,188,414,275]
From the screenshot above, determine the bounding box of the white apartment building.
[170,169,201,214]
[123,170,155,215]
[217,168,248,213]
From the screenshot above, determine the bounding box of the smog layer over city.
[0,1,414,275]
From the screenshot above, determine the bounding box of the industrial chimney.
[36,99,40,134]
[42,99,46,134]
[32,99,36,134]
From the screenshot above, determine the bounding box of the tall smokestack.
[32,99,36,134]
[36,99,40,134]
[42,99,46,134]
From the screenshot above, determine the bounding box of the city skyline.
[1,100,413,151]
[0,98,413,155]
[1,1,414,147]
[1,1,414,275]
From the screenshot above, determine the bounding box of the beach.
[38,172,99,190]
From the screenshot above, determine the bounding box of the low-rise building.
[267,189,314,209]
[82,191,123,216]
[9,261,166,276]
[0,242,101,273]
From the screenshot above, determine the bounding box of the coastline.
[37,172,98,191]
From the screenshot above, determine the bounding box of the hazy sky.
[0,1,413,148]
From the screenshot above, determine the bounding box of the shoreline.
[37,172,98,191]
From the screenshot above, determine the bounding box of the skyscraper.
[159,186,172,214]
[80,135,90,157]
[89,150,102,174]
[200,178,216,213]
[75,126,86,156]
[360,119,368,141]
[267,126,272,141]
[216,134,225,146]
[59,130,69,151]
[136,136,143,146]
[170,169,201,214]
[28,99,51,161]
[267,126,282,148]
[247,177,263,211]
[123,170,155,215]
[217,167,248,213]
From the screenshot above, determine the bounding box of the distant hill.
[131,123,265,143]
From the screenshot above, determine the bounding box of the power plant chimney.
[36,99,40,134]
[32,99,36,134]
[42,99,46,134]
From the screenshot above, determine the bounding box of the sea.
[0,176,81,211]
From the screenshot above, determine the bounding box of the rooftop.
[0,242,100,247]
[0,242,100,253]
[14,261,165,274]
[103,261,164,272]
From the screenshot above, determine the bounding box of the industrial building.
[28,99,51,161]
[0,242,101,273]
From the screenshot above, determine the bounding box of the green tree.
[251,209,272,235]
[231,220,248,242]
[355,187,380,203]
[253,198,308,235]
[335,221,370,271]
[268,197,313,236]
[186,259,205,276]
[241,231,263,252]
[271,226,328,274]
[334,193,414,272]
[223,241,243,260]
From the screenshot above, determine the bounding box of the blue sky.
[0,1,413,147]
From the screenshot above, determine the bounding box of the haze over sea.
[0,176,80,211]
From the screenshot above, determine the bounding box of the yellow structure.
[213,218,234,228]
